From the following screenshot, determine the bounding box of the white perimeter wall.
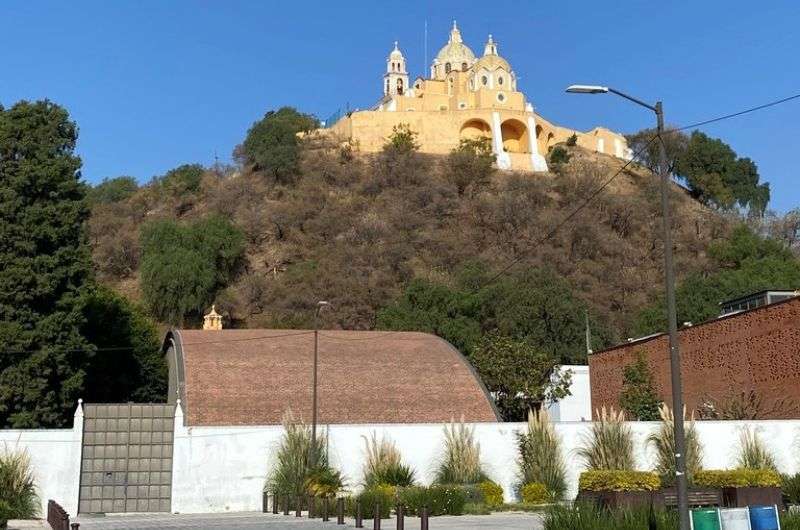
[0,402,83,517]
[5,400,800,517]
[171,403,800,514]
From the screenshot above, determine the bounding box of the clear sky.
[2,1,799,211]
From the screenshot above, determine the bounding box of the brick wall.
[589,297,800,419]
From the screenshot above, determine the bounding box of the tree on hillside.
[239,107,318,183]
[470,332,572,421]
[619,352,661,420]
[158,163,206,195]
[444,136,495,196]
[80,286,167,403]
[377,263,611,364]
[383,123,420,154]
[627,128,770,216]
[140,215,245,324]
[675,131,770,215]
[0,100,95,428]
[633,224,800,335]
[626,126,688,174]
[88,176,138,205]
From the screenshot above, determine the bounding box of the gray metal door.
[79,403,174,513]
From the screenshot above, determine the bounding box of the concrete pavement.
[73,511,545,530]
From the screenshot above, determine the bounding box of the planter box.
[723,486,782,509]
[655,487,723,508]
[576,490,654,509]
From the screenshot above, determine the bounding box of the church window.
[397,78,404,95]
[497,92,506,102]
[481,75,488,86]
[445,62,452,73]
[386,79,390,93]
[498,76,504,85]
[461,62,467,71]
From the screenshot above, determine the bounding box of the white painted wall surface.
[0,402,83,517]
[546,365,591,422]
[170,404,800,514]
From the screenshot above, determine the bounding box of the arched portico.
[500,119,529,153]
[460,118,492,140]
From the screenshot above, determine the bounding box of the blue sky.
[2,1,799,211]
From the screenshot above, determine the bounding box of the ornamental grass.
[267,411,339,498]
[361,432,415,487]
[434,418,486,485]
[0,446,39,520]
[647,404,703,486]
[737,426,778,471]
[516,408,567,500]
[576,406,635,471]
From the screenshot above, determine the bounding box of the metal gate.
[79,403,174,513]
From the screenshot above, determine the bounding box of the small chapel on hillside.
[324,22,632,172]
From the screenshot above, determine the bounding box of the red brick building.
[162,328,500,426]
[589,295,800,419]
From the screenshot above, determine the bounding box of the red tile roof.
[164,329,500,426]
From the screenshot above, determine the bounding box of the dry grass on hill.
[89,139,730,340]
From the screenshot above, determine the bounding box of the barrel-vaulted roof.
[163,329,500,426]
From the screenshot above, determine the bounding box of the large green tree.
[619,352,661,421]
[140,215,245,324]
[80,286,167,404]
[0,100,95,427]
[634,225,800,335]
[240,107,318,183]
[378,264,611,365]
[627,128,770,216]
[470,332,571,421]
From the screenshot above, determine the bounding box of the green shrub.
[347,485,395,519]
[435,419,486,485]
[782,510,800,530]
[517,408,567,500]
[543,504,678,530]
[398,485,467,516]
[578,470,661,492]
[0,448,38,519]
[88,176,138,205]
[737,427,778,471]
[566,134,578,147]
[304,466,345,497]
[362,433,415,487]
[647,404,703,486]
[463,502,490,515]
[576,407,635,471]
[549,146,571,165]
[520,483,550,504]
[782,473,800,504]
[694,469,781,488]
[158,163,206,195]
[477,480,504,508]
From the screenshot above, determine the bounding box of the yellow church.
[325,22,631,172]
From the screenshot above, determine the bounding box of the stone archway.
[500,119,529,153]
[460,118,492,140]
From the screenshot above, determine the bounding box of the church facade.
[325,22,631,172]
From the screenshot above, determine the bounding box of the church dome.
[473,35,511,72]
[434,21,476,68]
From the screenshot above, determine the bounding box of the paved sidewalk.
[74,511,545,530]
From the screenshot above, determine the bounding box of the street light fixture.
[310,300,331,469]
[566,84,690,530]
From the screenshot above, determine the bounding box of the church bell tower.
[384,41,409,97]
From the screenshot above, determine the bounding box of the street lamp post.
[566,85,690,530]
[310,300,330,470]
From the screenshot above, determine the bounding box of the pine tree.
[0,100,95,427]
[619,352,662,421]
